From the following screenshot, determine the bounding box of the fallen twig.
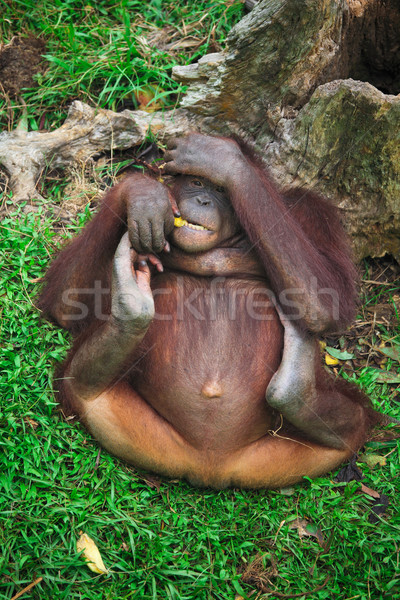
[10,577,43,600]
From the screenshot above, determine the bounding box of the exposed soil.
[0,35,46,96]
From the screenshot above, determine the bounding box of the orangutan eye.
[216,186,224,193]
[192,180,203,187]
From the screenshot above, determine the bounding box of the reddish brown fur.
[39,179,128,334]
[230,182,357,330]
[283,187,358,323]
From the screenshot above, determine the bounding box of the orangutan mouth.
[174,217,209,231]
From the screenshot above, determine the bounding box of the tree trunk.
[173,0,400,262]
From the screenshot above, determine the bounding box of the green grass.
[0,0,243,130]
[1,2,400,599]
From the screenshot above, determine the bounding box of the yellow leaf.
[77,532,108,574]
[325,353,339,366]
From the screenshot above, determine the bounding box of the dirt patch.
[0,36,47,96]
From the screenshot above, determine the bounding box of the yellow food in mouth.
[174,217,208,231]
[174,217,186,227]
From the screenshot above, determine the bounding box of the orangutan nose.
[196,197,211,206]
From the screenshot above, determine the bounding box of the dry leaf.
[359,453,387,468]
[279,486,295,496]
[77,532,108,574]
[143,474,162,490]
[360,483,380,499]
[133,86,166,112]
[289,518,326,548]
[169,36,203,50]
[374,371,400,384]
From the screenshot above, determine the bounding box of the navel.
[201,381,223,399]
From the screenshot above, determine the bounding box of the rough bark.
[1,0,399,261]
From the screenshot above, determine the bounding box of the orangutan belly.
[129,274,283,451]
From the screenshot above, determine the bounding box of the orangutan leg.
[77,380,350,489]
[221,433,351,489]
[78,381,197,479]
